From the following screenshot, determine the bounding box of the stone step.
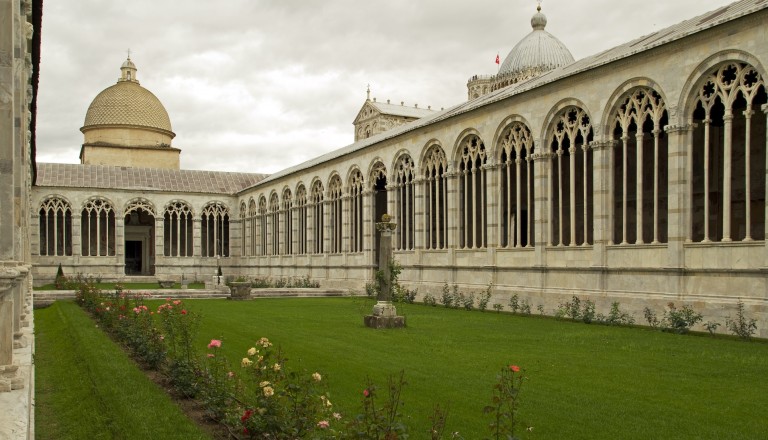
[32,288,355,306]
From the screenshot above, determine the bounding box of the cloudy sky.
[36,0,735,174]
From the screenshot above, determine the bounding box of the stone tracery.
[690,62,767,242]
[201,201,230,257]
[611,87,669,245]
[38,196,72,256]
[81,198,116,257]
[422,145,448,249]
[163,201,193,257]
[392,154,415,250]
[498,122,534,248]
[548,107,593,246]
[458,134,488,249]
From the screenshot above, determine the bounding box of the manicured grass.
[34,301,211,440]
[175,297,768,440]
[35,281,206,291]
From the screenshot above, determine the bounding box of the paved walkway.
[0,305,34,440]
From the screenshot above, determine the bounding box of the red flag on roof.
[495,54,500,64]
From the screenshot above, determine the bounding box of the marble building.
[31,0,768,336]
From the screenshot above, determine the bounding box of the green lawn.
[182,297,768,440]
[34,301,211,440]
[36,297,768,439]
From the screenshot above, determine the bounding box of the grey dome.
[498,7,574,77]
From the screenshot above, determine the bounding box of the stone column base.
[364,315,406,329]
[12,334,26,350]
[0,364,24,392]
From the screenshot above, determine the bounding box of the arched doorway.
[124,206,155,275]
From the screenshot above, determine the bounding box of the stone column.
[532,146,549,267]
[763,104,768,266]
[412,176,425,251]
[193,218,202,257]
[0,266,22,392]
[364,214,405,329]
[154,216,164,262]
[590,139,613,268]
[665,122,695,269]
[445,168,459,249]
[485,163,500,249]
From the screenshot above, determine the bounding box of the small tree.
[55,263,66,289]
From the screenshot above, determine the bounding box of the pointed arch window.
[239,202,248,256]
[349,170,365,253]
[690,62,766,242]
[328,176,343,253]
[612,88,669,245]
[283,189,293,255]
[247,199,257,256]
[422,145,448,249]
[164,201,193,257]
[39,197,72,256]
[201,202,229,257]
[393,154,415,250]
[258,197,267,256]
[498,123,535,248]
[296,186,308,254]
[81,198,116,256]
[269,193,280,255]
[548,107,594,246]
[458,135,488,249]
[311,181,325,253]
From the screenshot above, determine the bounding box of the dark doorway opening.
[125,240,142,275]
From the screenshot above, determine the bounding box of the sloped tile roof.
[36,163,267,195]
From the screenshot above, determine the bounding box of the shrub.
[565,296,582,320]
[508,294,520,314]
[643,307,660,328]
[483,364,527,440]
[726,301,758,341]
[662,302,703,334]
[493,303,504,313]
[519,299,531,315]
[461,293,475,311]
[704,321,721,335]
[236,338,337,438]
[345,371,409,440]
[478,284,493,312]
[581,299,596,324]
[598,302,635,326]
[440,283,453,308]
[423,293,438,307]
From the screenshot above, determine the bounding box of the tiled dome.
[498,6,574,79]
[82,58,173,134]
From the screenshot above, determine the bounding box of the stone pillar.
[362,189,373,270]
[0,266,23,392]
[154,216,164,260]
[532,146,550,267]
[590,139,613,268]
[193,218,202,257]
[365,214,405,328]
[413,176,425,250]
[763,105,768,266]
[485,163,500,249]
[665,123,695,269]
[445,168,459,249]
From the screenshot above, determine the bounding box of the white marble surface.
[0,306,34,440]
